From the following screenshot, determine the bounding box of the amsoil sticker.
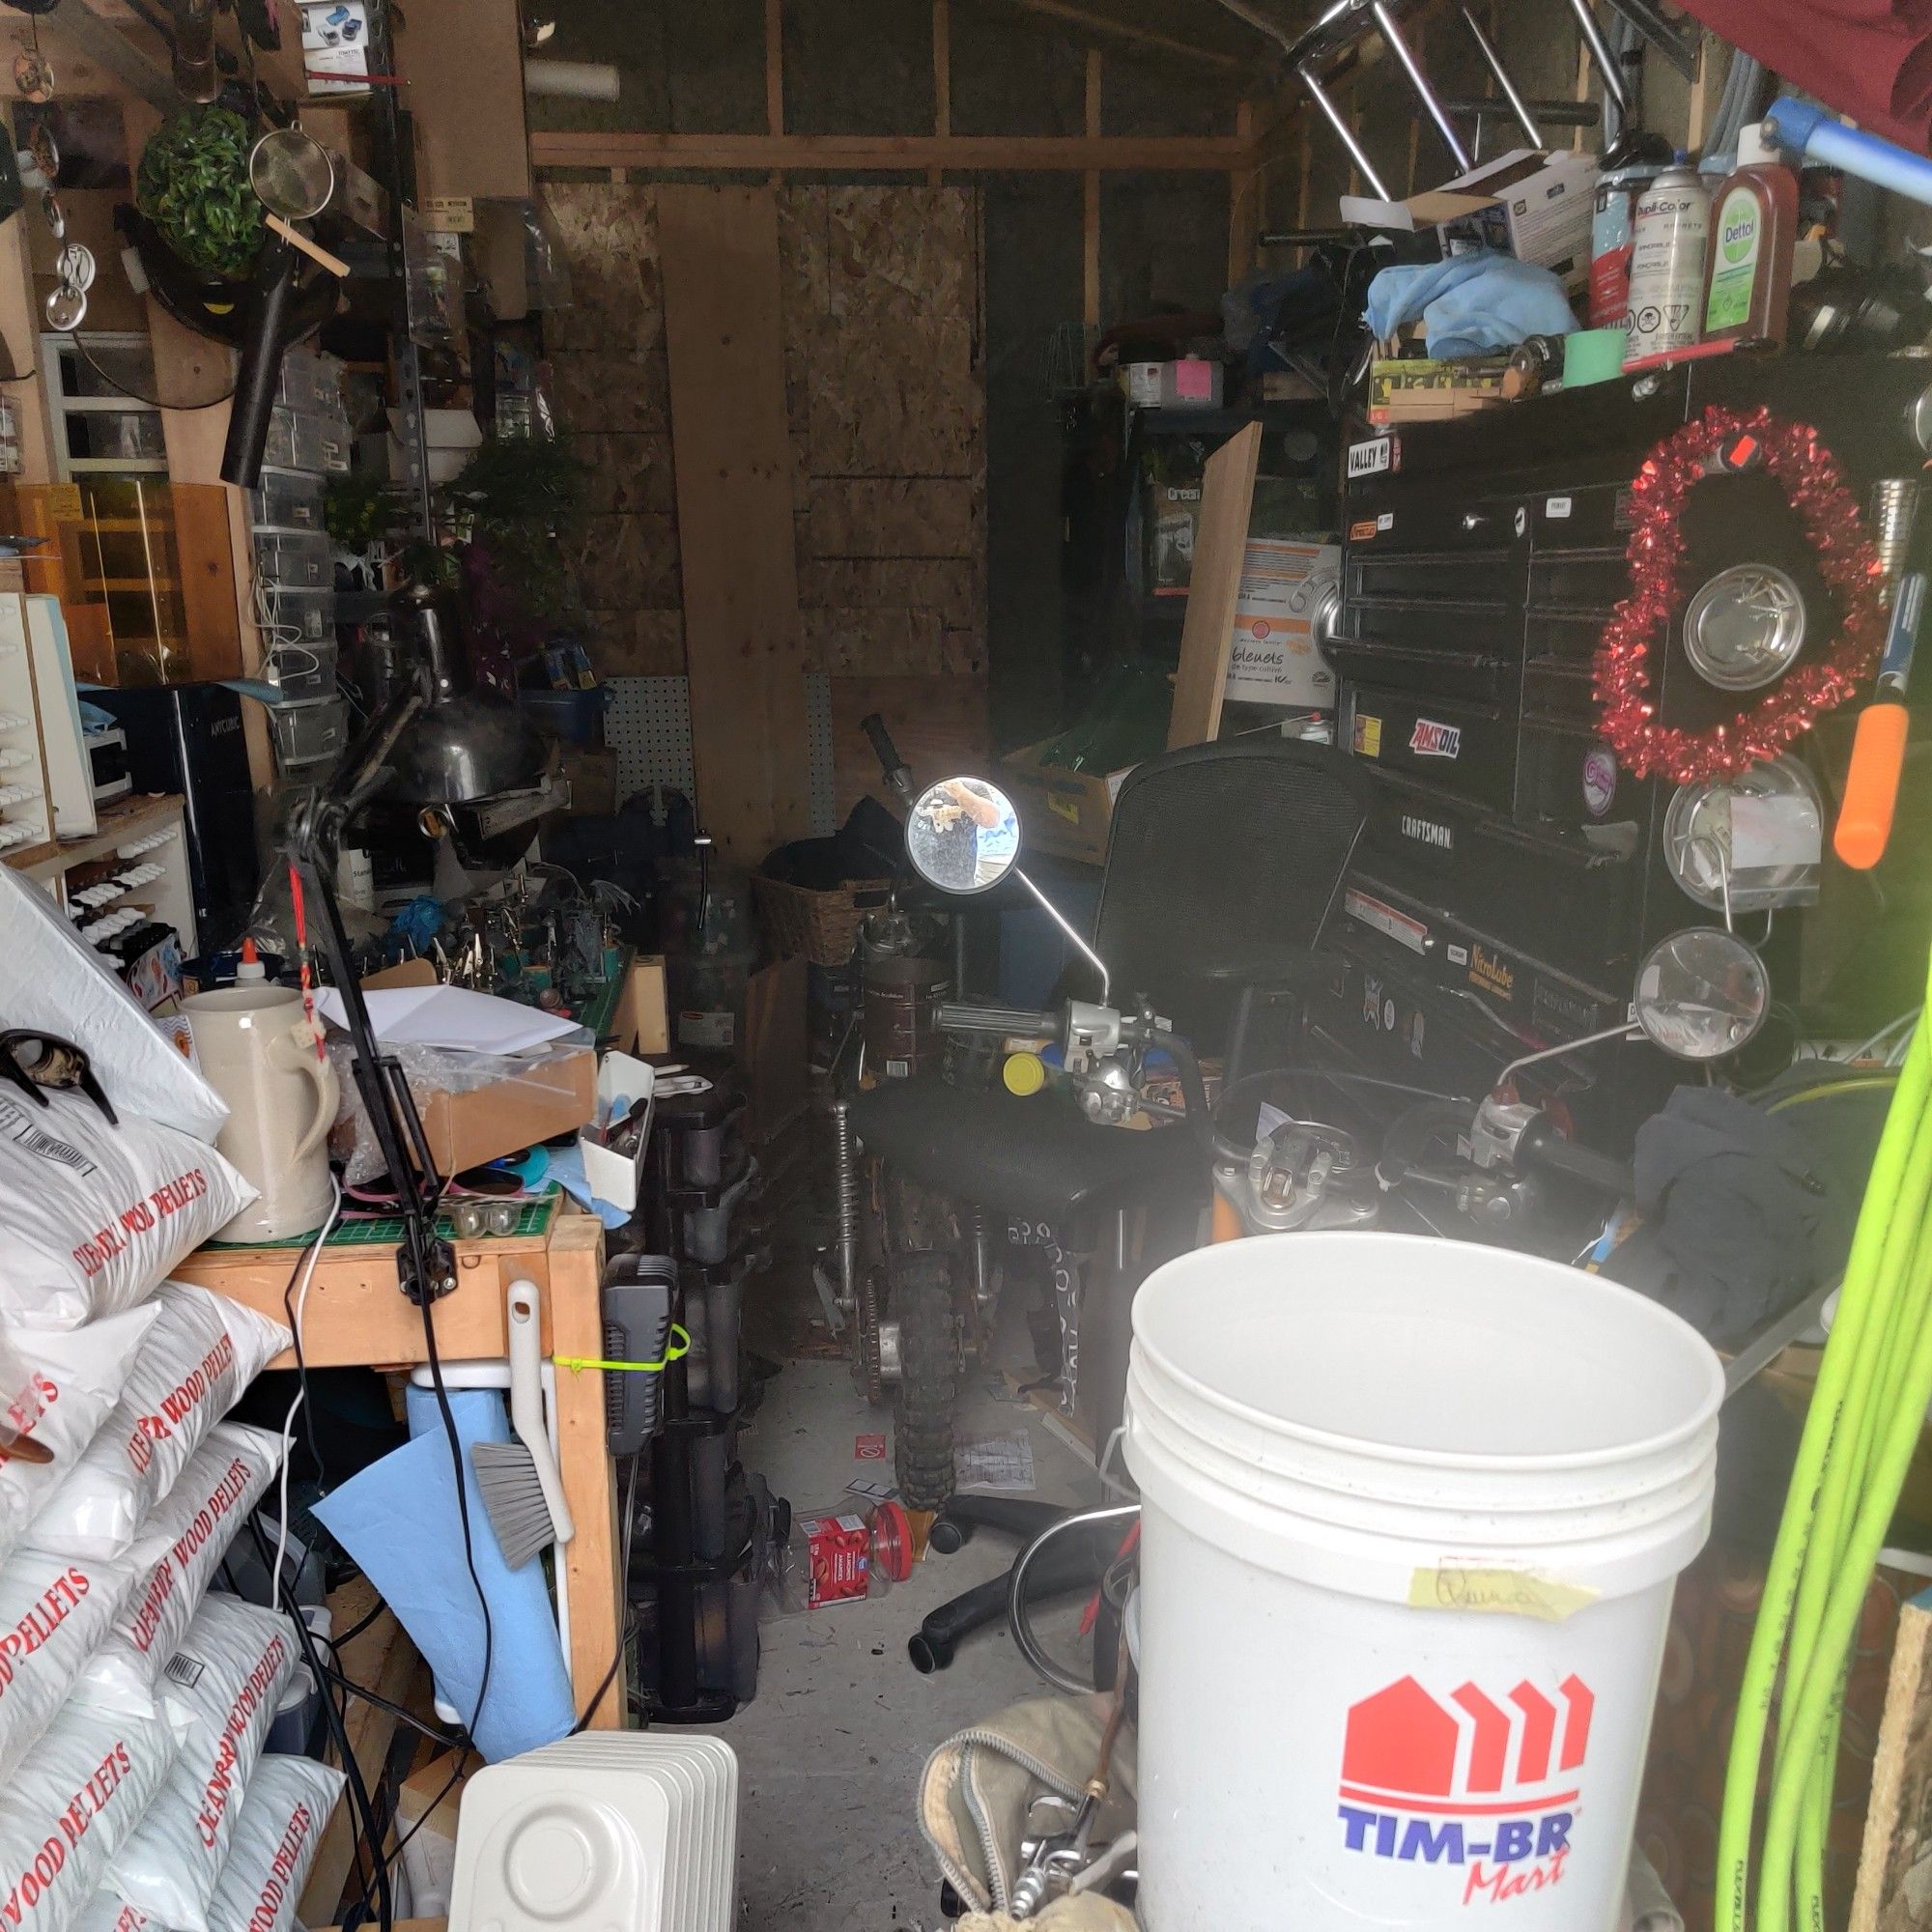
[1409,720,1463,759]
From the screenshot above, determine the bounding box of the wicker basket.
[753,873,891,968]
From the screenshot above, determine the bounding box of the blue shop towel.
[311,1386,576,1762]
[1365,249,1577,357]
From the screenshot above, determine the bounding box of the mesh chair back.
[1091,738,1372,1050]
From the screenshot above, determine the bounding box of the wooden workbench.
[175,1208,624,1731]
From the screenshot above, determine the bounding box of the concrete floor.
[706,1138,1106,1930]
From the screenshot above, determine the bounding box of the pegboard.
[806,670,835,836]
[610,673,838,837]
[608,676,696,804]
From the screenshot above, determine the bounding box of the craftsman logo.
[1400,813,1455,852]
[1349,437,1392,477]
[1409,720,1462,759]
[1337,1674,1594,1907]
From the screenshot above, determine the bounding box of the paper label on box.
[1127,362,1163,405]
[301,0,371,94]
[423,196,475,234]
[1223,539,1339,709]
[1174,358,1214,400]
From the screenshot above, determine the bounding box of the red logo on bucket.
[1337,1675,1592,1906]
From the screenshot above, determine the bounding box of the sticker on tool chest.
[1349,517,1379,543]
[1345,888,1428,955]
[1408,719,1463,759]
[1349,436,1393,478]
[1582,747,1618,818]
[1352,714,1383,758]
[1467,944,1518,1001]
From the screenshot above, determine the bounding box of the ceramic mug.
[184,984,338,1241]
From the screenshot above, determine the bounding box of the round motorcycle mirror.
[906,776,1022,895]
[1633,926,1771,1061]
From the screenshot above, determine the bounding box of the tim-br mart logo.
[1337,1673,1595,1907]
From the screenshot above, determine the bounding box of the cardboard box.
[1341,149,1598,292]
[1001,741,1132,867]
[613,953,669,1055]
[355,957,598,1173]
[1367,357,1510,426]
[1124,358,1225,410]
[1224,538,1340,710]
[416,1040,596,1176]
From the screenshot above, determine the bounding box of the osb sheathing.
[544,181,987,686]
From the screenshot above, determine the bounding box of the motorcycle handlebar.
[1517,1122,1636,1197]
[861,712,913,800]
[935,1002,1060,1040]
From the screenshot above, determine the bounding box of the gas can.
[1622,165,1710,365]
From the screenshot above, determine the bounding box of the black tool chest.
[1307,355,1932,1139]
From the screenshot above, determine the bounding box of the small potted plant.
[122,105,265,341]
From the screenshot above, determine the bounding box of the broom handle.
[507,1279,576,1544]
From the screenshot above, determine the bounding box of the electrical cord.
[272,1178,342,1608]
[415,1273,497,1746]
[247,1515,393,1932]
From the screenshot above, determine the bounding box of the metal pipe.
[1565,0,1634,119]
[1296,62,1394,201]
[1458,5,1543,145]
[1015,866,1112,1006]
[1008,1503,1142,1694]
[1371,0,1471,170]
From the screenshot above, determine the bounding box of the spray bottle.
[1701,120,1799,349]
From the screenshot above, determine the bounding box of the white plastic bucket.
[1121,1232,1722,1932]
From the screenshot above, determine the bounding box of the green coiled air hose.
[1718,946,1932,1932]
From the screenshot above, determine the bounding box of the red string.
[287,862,326,1062]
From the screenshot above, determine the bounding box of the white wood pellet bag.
[0,1552,134,1784]
[107,1596,298,1932]
[0,1692,185,1932]
[27,1287,291,1561]
[77,1427,282,1718]
[0,1089,254,1331]
[0,1308,159,1569]
[199,1755,343,1932]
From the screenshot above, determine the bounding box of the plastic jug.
[184,984,338,1240]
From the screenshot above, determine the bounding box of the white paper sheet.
[314,984,582,1056]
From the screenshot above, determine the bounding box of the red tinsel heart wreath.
[1592,404,1887,784]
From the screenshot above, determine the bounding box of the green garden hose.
[1718,947,1932,1932]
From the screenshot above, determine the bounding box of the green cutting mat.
[205,1184,561,1251]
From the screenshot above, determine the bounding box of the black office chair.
[849,736,1374,1236]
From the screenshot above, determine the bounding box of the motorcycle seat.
[846,1075,1205,1231]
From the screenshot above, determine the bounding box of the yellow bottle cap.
[1003,1051,1047,1097]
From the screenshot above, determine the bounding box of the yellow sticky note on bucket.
[1407,1567,1600,1623]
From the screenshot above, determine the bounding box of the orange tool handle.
[1834,702,1911,870]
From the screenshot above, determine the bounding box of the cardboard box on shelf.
[1000,741,1129,867]
[1124,358,1225,411]
[614,952,669,1055]
[1341,149,1598,292]
[1368,357,1511,425]
[1224,538,1340,710]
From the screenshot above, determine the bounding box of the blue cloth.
[547,1140,631,1230]
[311,1387,576,1762]
[1365,249,1577,357]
